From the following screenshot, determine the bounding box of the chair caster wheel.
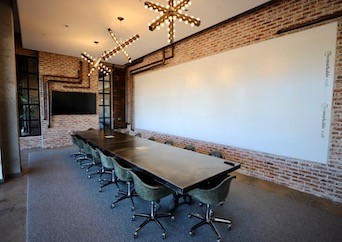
[189,231,194,236]
[87,175,91,179]
[227,224,232,230]
[85,169,89,172]
[131,205,135,211]
[133,232,138,238]
[80,166,84,169]
[171,216,175,221]
[162,232,166,239]
[217,239,221,242]
[115,193,119,197]
[131,215,135,221]
[188,214,192,218]
[111,204,115,208]
[219,201,224,206]
[99,188,102,192]
[199,202,203,207]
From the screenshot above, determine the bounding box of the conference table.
[74,129,241,195]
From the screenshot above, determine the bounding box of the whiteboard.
[134,22,337,163]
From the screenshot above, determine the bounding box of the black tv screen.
[51,91,96,115]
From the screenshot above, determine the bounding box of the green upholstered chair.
[97,149,119,192]
[77,141,94,169]
[86,146,102,179]
[164,140,174,146]
[184,145,196,151]
[187,175,236,242]
[209,150,224,159]
[69,135,85,158]
[110,157,137,210]
[130,170,174,239]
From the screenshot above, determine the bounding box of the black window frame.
[98,72,112,130]
[16,55,41,137]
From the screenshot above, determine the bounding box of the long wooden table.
[74,129,241,195]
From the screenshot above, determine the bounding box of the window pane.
[104,94,110,105]
[99,106,104,118]
[18,73,28,88]
[99,118,104,129]
[30,106,40,119]
[28,74,38,89]
[16,56,27,72]
[30,90,39,104]
[98,81,103,93]
[99,97,104,106]
[20,90,29,104]
[20,120,30,136]
[104,106,110,117]
[104,82,110,93]
[104,75,110,82]
[27,58,38,73]
[30,120,40,135]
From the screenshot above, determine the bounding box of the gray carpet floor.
[27,147,342,242]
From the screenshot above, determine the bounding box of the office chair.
[110,157,137,210]
[86,146,102,179]
[164,140,174,146]
[97,149,119,192]
[184,145,196,151]
[76,140,94,169]
[209,150,224,159]
[69,135,85,158]
[130,170,175,239]
[187,175,236,242]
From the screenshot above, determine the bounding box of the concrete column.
[0,0,22,178]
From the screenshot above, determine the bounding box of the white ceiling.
[17,0,271,65]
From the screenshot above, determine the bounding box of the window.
[16,55,41,136]
[98,73,112,129]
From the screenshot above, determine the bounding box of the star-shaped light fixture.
[101,28,139,63]
[81,17,139,76]
[81,41,112,76]
[144,0,201,43]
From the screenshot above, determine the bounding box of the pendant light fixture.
[144,0,201,44]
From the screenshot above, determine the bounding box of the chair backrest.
[184,145,196,151]
[164,140,174,146]
[90,146,100,163]
[189,175,236,205]
[209,150,224,159]
[81,141,92,155]
[129,170,171,202]
[97,148,114,169]
[110,157,132,182]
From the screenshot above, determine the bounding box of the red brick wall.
[19,52,99,149]
[127,0,342,202]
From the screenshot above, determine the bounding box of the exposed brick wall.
[127,0,342,202]
[19,51,99,149]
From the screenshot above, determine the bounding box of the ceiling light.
[144,0,200,44]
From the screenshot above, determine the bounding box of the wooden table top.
[74,129,240,194]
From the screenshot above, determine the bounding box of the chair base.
[111,181,137,210]
[132,201,174,239]
[188,204,231,242]
[99,169,119,192]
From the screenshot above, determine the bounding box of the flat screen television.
[51,91,96,115]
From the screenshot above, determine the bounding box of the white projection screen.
[134,22,337,163]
